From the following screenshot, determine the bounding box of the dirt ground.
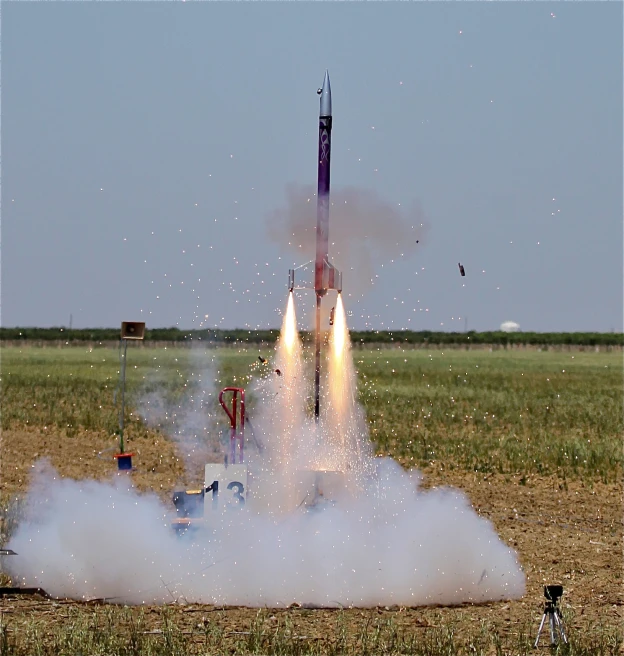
[0,425,189,498]
[1,425,622,649]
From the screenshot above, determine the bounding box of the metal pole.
[548,611,556,645]
[231,391,238,464]
[314,293,321,422]
[120,339,128,453]
[534,613,547,648]
[239,389,245,463]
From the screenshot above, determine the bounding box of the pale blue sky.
[2,2,622,332]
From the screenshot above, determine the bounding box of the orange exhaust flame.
[283,292,298,354]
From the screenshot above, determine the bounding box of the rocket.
[314,70,333,295]
[288,70,341,421]
[313,70,340,420]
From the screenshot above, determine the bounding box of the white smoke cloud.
[6,458,524,607]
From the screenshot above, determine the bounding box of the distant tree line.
[1,326,622,346]
[349,331,624,347]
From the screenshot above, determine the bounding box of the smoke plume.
[138,348,225,483]
[7,458,524,607]
[266,184,429,297]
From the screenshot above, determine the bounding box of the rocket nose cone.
[319,70,332,117]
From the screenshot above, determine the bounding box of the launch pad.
[171,382,349,534]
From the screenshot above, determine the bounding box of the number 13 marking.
[227,481,245,507]
[205,480,245,509]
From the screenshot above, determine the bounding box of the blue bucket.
[114,453,133,471]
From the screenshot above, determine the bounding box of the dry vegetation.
[0,344,622,655]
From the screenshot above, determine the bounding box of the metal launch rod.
[119,338,128,453]
[315,293,322,419]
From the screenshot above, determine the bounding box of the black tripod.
[534,585,568,648]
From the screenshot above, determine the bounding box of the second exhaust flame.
[283,292,298,354]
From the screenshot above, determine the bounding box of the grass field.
[0,344,622,655]
[2,345,622,480]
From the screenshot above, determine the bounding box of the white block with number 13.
[203,464,248,517]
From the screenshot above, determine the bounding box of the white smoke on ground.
[6,304,526,608]
[137,348,225,483]
[6,458,524,607]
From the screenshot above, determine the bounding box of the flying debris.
[458,263,466,277]
[416,240,419,244]
[329,306,335,326]
[258,356,268,364]
[274,369,282,377]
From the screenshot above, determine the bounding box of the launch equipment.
[114,321,145,471]
[171,382,346,535]
[219,387,245,465]
[171,386,248,533]
[534,585,568,648]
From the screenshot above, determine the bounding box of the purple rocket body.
[315,71,332,296]
[314,71,341,297]
[313,71,341,419]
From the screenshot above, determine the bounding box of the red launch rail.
[219,387,245,464]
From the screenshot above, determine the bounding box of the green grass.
[0,345,257,440]
[0,606,621,656]
[1,345,622,480]
[358,349,623,481]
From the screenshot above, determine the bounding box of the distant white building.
[500,321,520,332]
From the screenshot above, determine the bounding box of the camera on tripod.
[535,584,568,648]
[544,584,563,604]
